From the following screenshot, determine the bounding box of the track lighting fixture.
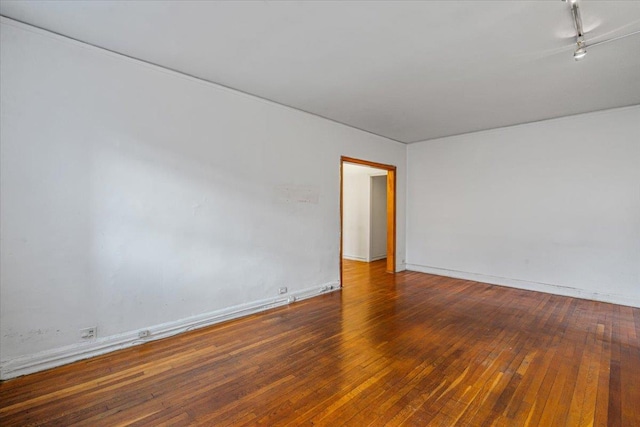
[564,0,587,60]
[561,0,640,60]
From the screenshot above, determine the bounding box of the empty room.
[0,1,639,426]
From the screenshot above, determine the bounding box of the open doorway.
[340,156,396,285]
[342,164,387,262]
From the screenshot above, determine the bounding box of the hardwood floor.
[1,259,639,426]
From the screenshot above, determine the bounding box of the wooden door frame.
[340,156,396,284]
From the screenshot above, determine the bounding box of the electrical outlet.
[279,287,288,294]
[138,330,150,338]
[80,327,97,339]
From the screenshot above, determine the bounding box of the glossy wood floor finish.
[1,260,639,426]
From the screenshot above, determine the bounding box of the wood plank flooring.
[1,259,639,426]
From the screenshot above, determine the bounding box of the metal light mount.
[567,0,587,60]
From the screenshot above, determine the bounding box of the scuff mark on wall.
[275,185,320,204]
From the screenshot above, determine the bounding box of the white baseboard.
[342,255,367,262]
[0,282,340,380]
[405,263,640,308]
[343,255,387,263]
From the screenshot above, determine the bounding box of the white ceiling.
[1,1,639,143]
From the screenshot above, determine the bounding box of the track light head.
[574,43,587,60]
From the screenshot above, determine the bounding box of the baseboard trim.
[405,263,640,308]
[343,255,387,263]
[342,255,367,262]
[0,282,340,380]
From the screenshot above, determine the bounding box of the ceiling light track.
[588,29,640,49]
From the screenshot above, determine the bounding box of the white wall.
[370,175,387,260]
[0,18,407,379]
[407,106,640,307]
[342,167,371,261]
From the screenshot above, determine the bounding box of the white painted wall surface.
[407,106,640,307]
[342,167,371,261]
[369,175,387,260]
[0,19,407,378]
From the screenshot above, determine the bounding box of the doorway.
[340,156,396,285]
